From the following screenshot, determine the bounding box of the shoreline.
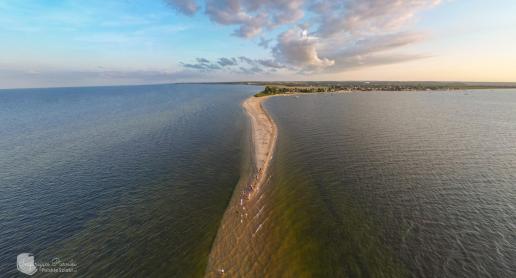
[254,87,516,98]
[204,89,494,276]
[204,95,278,277]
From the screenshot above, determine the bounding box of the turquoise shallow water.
[264,90,516,277]
[0,84,259,277]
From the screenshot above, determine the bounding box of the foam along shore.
[204,95,277,277]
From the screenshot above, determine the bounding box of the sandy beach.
[204,95,278,277]
[241,96,278,198]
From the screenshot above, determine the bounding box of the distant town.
[224,81,516,97]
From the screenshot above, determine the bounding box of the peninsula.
[191,81,516,97]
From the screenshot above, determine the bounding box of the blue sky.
[0,0,515,88]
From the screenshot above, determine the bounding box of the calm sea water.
[2,86,515,277]
[262,90,516,277]
[0,84,259,277]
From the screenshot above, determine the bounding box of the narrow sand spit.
[241,96,277,197]
[205,96,277,277]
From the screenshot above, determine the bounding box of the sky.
[0,0,515,88]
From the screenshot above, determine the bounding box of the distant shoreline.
[3,81,516,91]
[253,83,516,97]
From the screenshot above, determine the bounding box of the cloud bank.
[169,0,441,75]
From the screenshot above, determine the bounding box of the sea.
[0,84,259,277]
[1,85,515,277]
[260,90,516,277]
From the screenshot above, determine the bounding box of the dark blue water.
[0,84,259,277]
[263,90,516,277]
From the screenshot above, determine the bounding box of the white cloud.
[204,0,305,37]
[273,28,334,70]
[315,0,441,37]
[167,0,442,74]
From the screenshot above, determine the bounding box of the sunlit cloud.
[168,0,441,74]
[3,0,514,88]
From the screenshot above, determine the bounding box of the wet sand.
[204,96,277,277]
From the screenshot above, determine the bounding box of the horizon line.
[2,80,516,91]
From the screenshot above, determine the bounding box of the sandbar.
[204,95,278,277]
